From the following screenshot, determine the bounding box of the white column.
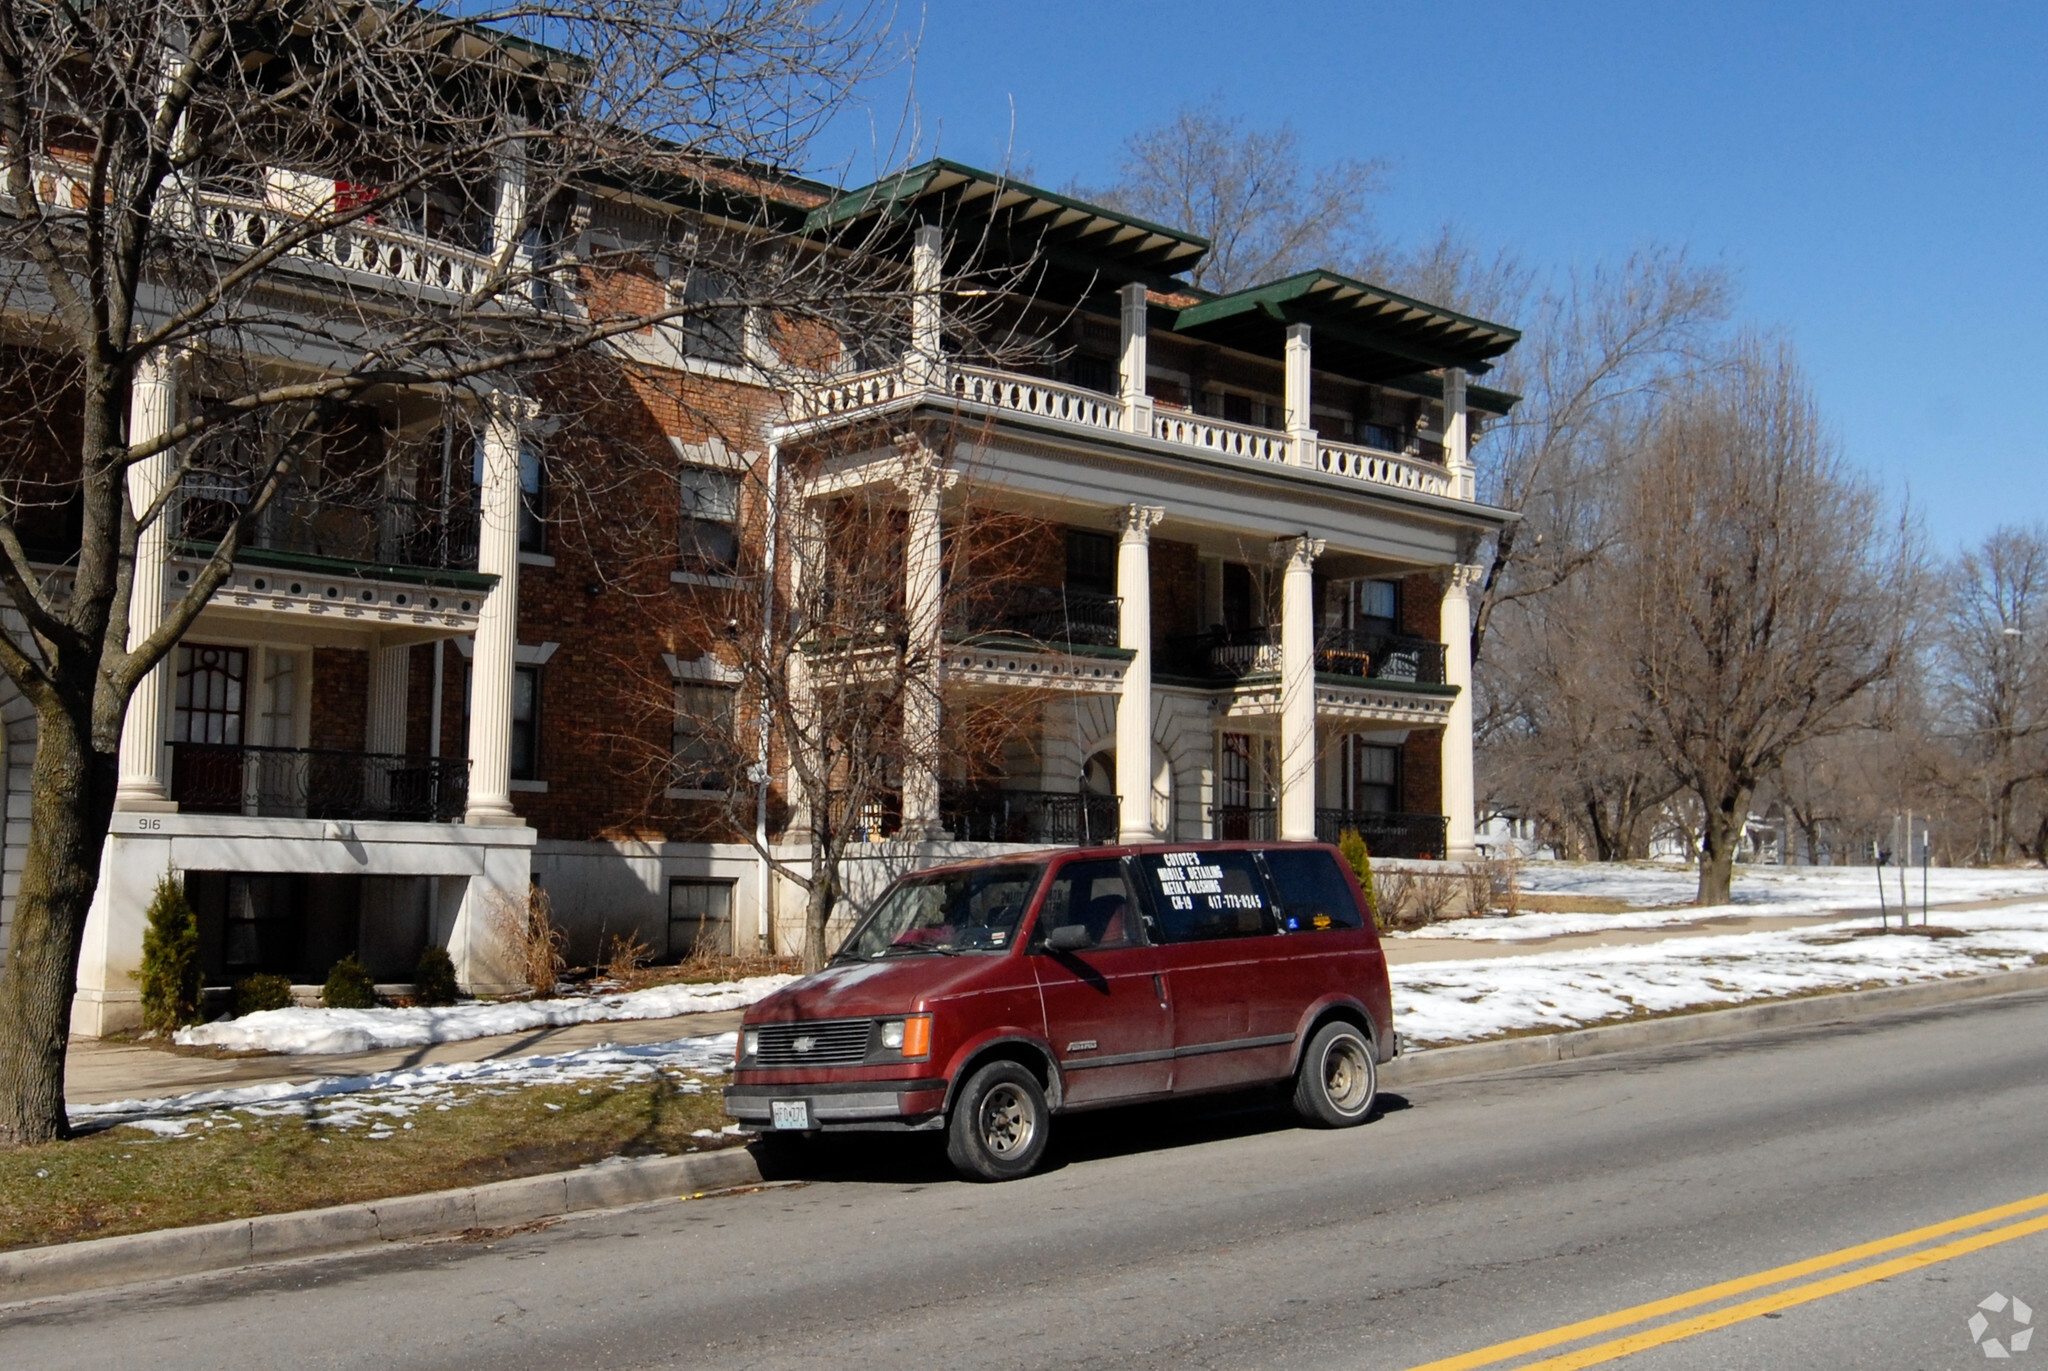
[1119,281,1153,436]
[1115,505,1164,844]
[116,349,179,812]
[1284,322,1316,468]
[1443,368,1473,500]
[1441,563,1481,858]
[1277,535,1325,841]
[897,441,947,841]
[465,396,525,825]
[366,638,411,754]
[904,223,943,387]
[491,128,531,277]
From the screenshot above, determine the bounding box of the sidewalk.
[65,891,2043,1107]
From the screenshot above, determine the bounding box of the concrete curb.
[0,1144,764,1307]
[8,964,2048,1308]
[1380,964,2048,1087]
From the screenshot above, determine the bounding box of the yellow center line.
[1402,1188,2048,1371]
[1519,1211,2048,1370]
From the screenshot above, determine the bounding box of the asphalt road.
[10,990,2048,1371]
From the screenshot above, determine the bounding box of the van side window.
[1262,849,1367,932]
[1136,850,1275,942]
[1030,860,1141,950]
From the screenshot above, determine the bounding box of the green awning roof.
[805,159,1210,293]
[1171,270,1521,381]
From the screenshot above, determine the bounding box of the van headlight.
[876,1015,931,1059]
[740,1028,759,1060]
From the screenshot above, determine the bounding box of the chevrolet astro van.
[725,841,1398,1181]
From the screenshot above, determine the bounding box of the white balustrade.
[948,366,1122,430]
[192,194,496,299]
[787,364,905,421]
[1316,439,1453,496]
[1150,411,1291,465]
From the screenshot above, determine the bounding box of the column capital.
[1115,504,1165,540]
[1273,534,1325,570]
[1444,561,1485,594]
[481,387,541,427]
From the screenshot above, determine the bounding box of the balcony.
[947,585,1121,648]
[1209,806,1448,859]
[170,744,470,823]
[787,362,1458,501]
[181,476,483,577]
[941,788,1122,846]
[1163,628,1447,685]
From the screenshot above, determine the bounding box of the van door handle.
[1152,973,1167,1007]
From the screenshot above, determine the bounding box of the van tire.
[947,1060,1050,1181]
[1293,1021,1378,1127]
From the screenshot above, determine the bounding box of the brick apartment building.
[2,143,1519,1033]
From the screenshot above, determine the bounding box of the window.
[679,464,741,572]
[1136,849,1274,943]
[1056,353,1116,395]
[1064,529,1115,597]
[510,665,540,780]
[668,879,734,958]
[1222,562,1257,632]
[672,683,733,791]
[1262,849,1366,932]
[677,268,744,363]
[1218,733,1252,809]
[1352,579,1399,633]
[837,864,1047,959]
[1348,740,1400,814]
[1030,859,1142,951]
[174,645,248,744]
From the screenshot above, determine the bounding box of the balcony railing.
[170,743,470,822]
[180,476,480,572]
[1208,806,1449,859]
[942,788,1121,846]
[948,585,1121,647]
[1163,628,1447,685]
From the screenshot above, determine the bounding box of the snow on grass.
[73,1033,739,1136]
[1393,902,2048,1046]
[172,975,797,1055]
[1405,864,2048,941]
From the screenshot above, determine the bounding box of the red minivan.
[725,841,1398,1181]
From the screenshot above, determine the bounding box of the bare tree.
[1083,100,1386,294]
[0,0,897,1147]
[1619,338,1915,904]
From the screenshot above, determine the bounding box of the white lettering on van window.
[1161,852,1202,867]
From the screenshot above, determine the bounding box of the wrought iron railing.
[942,788,1121,846]
[170,743,470,822]
[1210,805,1276,841]
[1164,627,1446,684]
[179,477,481,571]
[1315,810,1449,860]
[949,586,1121,647]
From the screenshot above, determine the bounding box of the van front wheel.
[1293,1021,1378,1127]
[947,1060,1049,1181]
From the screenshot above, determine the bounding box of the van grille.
[754,1018,872,1067]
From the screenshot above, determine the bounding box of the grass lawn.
[0,1068,740,1252]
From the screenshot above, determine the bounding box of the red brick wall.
[1150,537,1200,647]
[1400,571,1443,639]
[1402,729,1443,818]
[310,648,367,751]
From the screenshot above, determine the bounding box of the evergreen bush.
[135,872,201,1033]
[1338,829,1381,927]
[321,955,377,1009]
[233,973,295,1016]
[414,944,459,1006]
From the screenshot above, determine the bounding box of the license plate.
[770,1099,810,1131]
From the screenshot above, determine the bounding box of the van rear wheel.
[1293,1021,1378,1127]
[946,1060,1049,1181]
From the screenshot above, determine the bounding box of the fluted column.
[1443,368,1473,500]
[115,349,179,812]
[1115,505,1165,844]
[367,638,411,753]
[1277,534,1325,842]
[1284,322,1316,468]
[465,396,526,825]
[1119,281,1153,435]
[896,440,948,841]
[904,223,943,387]
[1441,563,1482,858]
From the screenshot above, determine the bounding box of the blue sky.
[808,1,2045,555]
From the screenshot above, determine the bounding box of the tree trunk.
[802,847,840,974]
[0,707,117,1148]
[1695,786,1749,907]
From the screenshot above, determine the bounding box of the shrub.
[487,886,566,996]
[233,973,295,1016]
[321,955,377,1009]
[414,944,459,1006]
[602,929,654,984]
[135,872,202,1033]
[1337,830,1379,926]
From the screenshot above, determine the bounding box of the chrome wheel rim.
[1323,1036,1373,1114]
[979,1083,1037,1157]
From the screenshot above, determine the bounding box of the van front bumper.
[724,1078,949,1132]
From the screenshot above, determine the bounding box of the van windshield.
[836,864,1047,960]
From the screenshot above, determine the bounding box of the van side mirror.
[1044,923,1095,953]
